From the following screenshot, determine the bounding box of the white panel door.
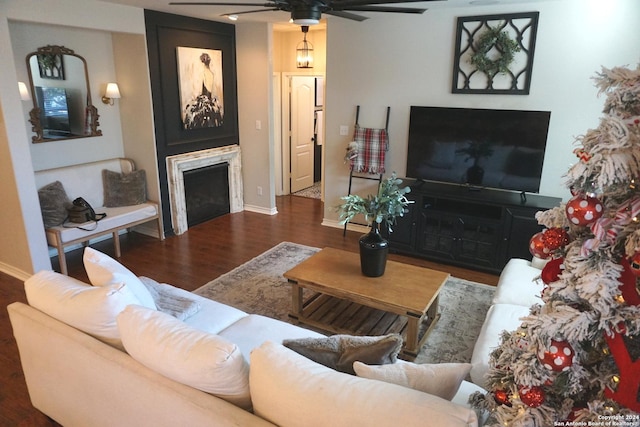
[290,76,315,193]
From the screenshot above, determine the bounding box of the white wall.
[10,21,125,171]
[0,0,147,278]
[323,0,640,225]
[236,23,276,214]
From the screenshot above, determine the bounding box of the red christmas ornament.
[565,195,604,226]
[529,232,551,259]
[518,385,545,408]
[538,339,575,372]
[541,257,564,284]
[628,252,640,277]
[542,228,570,250]
[493,389,512,407]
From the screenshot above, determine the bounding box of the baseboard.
[321,218,369,234]
[0,262,31,281]
[243,204,278,216]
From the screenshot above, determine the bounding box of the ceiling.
[95,0,557,29]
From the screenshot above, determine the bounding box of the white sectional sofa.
[469,258,546,387]
[8,248,485,427]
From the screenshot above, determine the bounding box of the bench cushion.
[45,202,158,245]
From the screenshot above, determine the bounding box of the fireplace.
[184,163,230,226]
[166,146,243,235]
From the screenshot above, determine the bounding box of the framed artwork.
[37,53,65,80]
[176,46,224,129]
[452,12,539,95]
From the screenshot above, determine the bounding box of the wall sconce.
[101,83,121,105]
[296,26,314,69]
[18,82,31,101]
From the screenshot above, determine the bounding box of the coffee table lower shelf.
[289,291,440,360]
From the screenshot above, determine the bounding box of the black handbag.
[65,197,106,229]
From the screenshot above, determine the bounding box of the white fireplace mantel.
[166,146,243,235]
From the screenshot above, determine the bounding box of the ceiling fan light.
[293,18,320,25]
[291,5,321,26]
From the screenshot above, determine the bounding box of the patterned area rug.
[291,181,321,199]
[194,242,495,364]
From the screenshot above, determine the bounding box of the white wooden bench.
[34,158,163,274]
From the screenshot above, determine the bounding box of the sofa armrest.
[8,302,275,427]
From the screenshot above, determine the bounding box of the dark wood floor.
[0,195,498,426]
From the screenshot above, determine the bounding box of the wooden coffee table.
[283,247,449,359]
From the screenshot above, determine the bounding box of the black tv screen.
[406,106,551,193]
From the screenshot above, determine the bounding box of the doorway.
[278,73,325,198]
[272,24,326,201]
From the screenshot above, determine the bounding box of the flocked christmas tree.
[472,64,640,426]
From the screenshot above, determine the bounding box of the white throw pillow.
[249,341,478,427]
[117,305,251,409]
[353,360,472,400]
[24,270,140,348]
[83,247,156,309]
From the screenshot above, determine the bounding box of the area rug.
[194,241,495,364]
[291,181,321,199]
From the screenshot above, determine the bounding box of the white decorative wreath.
[469,27,521,75]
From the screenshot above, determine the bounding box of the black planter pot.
[466,164,485,185]
[359,224,389,277]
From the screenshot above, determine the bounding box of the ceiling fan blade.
[331,0,439,6]
[221,8,281,16]
[169,2,271,6]
[340,5,426,13]
[324,10,369,21]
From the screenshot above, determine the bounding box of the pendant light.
[296,26,314,69]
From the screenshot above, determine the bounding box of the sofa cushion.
[117,305,251,409]
[492,258,544,307]
[37,180,71,227]
[24,270,140,348]
[250,341,478,427]
[470,303,531,386]
[282,334,402,375]
[83,247,157,310]
[353,360,472,401]
[217,314,325,361]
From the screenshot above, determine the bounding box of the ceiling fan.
[169,0,439,26]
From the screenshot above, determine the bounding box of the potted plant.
[455,140,494,185]
[338,172,413,277]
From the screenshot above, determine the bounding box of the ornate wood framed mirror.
[26,45,102,143]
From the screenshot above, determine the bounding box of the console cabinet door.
[386,201,417,252]
[418,211,458,262]
[455,215,502,269]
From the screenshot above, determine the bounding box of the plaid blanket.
[350,126,388,174]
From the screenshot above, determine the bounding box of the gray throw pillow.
[37,181,71,228]
[103,169,147,207]
[282,333,403,375]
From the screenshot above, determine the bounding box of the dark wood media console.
[387,180,562,274]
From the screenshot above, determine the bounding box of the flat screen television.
[35,86,71,136]
[406,106,551,193]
